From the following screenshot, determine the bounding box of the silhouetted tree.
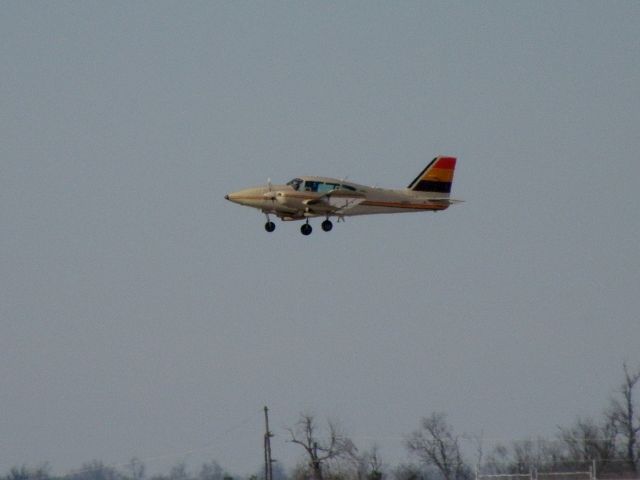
[287,413,357,480]
[391,464,428,480]
[405,413,470,480]
[482,444,510,475]
[558,416,617,470]
[336,444,386,480]
[168,463,190,480]
[359,446,385,480]
[4,465,50,480]
[124,459,145,480]
[198,462,226,480]
[608,362,640,473]
[67,461,124,480]
[483,437,566,475]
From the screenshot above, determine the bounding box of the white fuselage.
[225,176,450,221]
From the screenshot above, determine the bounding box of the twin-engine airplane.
[225,156,461,235]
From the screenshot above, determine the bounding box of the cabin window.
[296,180,357,193]
[317,182,339,193]
[303,181,319,192]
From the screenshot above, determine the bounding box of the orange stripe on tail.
[407,156,457,193]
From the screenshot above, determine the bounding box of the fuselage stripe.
[361,201,447,210]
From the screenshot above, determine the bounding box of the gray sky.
[1,1,639,476]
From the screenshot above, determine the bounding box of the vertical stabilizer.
[407,156,457,194]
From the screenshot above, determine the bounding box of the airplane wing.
[303,189,366,214]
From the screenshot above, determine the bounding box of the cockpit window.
[287,178,303,191]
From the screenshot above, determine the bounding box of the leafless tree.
[463,431,485,473]
[125,459,145,480]
[5,465,50,480]
[287,413,357,480]
[608,362,640,473]
[168,463,191,480]
[405,413,470,480]
[344,445,386,480]
[67,461,124,480]
[391,464,427,480]
[483,444,510,475]
[558,416,617,469]
[362,445,386,480]
[483,437,565,475]
[198,461,226,480]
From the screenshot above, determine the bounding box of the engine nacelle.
[276,191,297,207]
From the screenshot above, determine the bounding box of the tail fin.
[407,156,457,194]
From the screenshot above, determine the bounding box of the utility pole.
[264,406,274,480]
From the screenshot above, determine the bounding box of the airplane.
[225,156,461,235]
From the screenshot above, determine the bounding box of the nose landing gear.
[264,213,276,232]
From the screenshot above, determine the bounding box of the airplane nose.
[225,191,243,204]
[225,188,262,207]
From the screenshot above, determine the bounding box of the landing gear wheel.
[264,221,276,232]
[321,220,333,232]
[300,223,312,236]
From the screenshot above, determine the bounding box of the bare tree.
[5,465,50,480]
[482,437,565,475]
[344,445,386,480]
[513,438,565,472]
[198,461,226,480]
[125,459,145,480]
[405,413,470,480]
[362,445,386,480]
[168,463,190,480]
[391,464,426,480]
[608,362,640,473]
[287,413,357,480]
[483,444,510,475]
[558,416,617,469]
[67,461,124,480]
[464,431,485,474]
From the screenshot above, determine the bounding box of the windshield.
[286,178,303,191]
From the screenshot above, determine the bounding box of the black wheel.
[321,220,333,232]
[300,223,312,236]
[265,221,276,232]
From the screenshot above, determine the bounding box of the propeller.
[263,177,291,206]
[263,177,277,201]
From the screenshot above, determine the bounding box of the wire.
[61,409,263,476]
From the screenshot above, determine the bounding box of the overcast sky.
[2,1,639,477]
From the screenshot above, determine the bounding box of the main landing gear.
[300,218,332,235]
[263,214,335,235]
[300,222,312,236]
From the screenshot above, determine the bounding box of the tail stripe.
[408,156,456,193]
[413,179,453,193]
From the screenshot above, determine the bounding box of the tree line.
[3,363,639,480]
